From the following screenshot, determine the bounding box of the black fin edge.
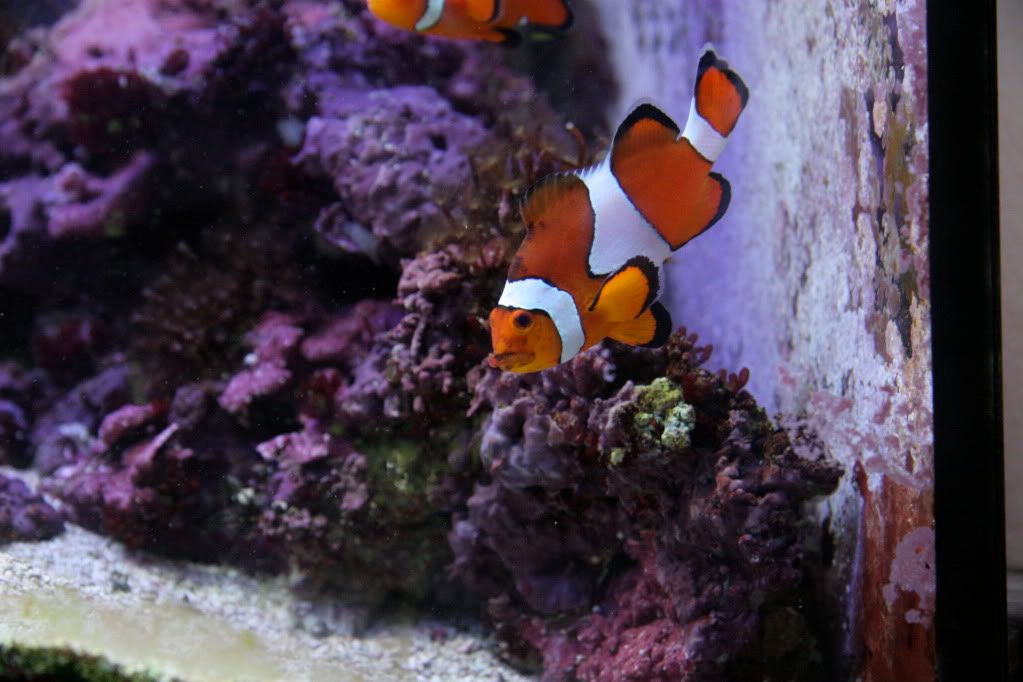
[667,171,731,250]
[505,1,572,41]
[695,48,750,109]
[487,0,501,23]
[706,172,732,230]
[640,302,673,348]
[527,0,574,31]
[555,0,575,31]
[588,255,660,315]
[613,103,681,146]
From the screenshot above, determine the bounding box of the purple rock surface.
[0,474,63,543]
[452,334,840,680]
[218,312,305,416]
[0,400,31,467]
[294,86,490,261]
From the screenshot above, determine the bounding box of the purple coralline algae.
[218,312,305,416]
[0,473,63,543]
[335,245,491,424]
[0,0,841,679]
[250,425,450,600]
[0,363,53,467]
[453,333,841,680]
[0,0,237,289]
[32,363,134,474]
[0,400,30,466]
[294,86,490,261]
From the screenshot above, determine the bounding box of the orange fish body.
[489,48,749,373]
[366,0,573,44]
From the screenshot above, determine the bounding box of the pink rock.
[98,401,166,448]
[219,362,292,416]
[0,474,64,543]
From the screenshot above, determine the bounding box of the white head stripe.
[681,98,729,163]
[415,0,445,30]
[498,278,585,363]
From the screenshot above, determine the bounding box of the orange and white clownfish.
[488,47,749,373]
[366,0,572,44]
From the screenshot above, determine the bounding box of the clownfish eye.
[513,312,533,330]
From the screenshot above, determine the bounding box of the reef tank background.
[0,1,933,681]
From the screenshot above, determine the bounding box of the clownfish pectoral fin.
[607,301,673,347]
[588,256,659,323]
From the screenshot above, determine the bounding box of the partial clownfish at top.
[489,47,749,374]
[366,0,572,45]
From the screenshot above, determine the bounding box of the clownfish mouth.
[488,351,536,371]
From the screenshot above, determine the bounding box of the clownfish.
[488,47,749,373]
[366,0,573,44]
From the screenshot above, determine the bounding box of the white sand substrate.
[0,523,534,682]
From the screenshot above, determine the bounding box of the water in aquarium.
[0,1,934,680]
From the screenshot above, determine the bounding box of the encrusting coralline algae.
[455,333,841,680]
[0,474,63,543]
[0,0,841,679]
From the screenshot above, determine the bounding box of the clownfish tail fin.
[693,46,749,138]
[607,301,673,348]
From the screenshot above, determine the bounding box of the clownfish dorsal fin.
[588,255,660,323]
[521,173,587,234]
[607,301,673,347]
[610,102,681,166]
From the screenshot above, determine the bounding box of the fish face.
[488,307,562,373]
[366,0,426,31]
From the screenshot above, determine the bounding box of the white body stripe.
[580,161,672,276]
[681,98,728,162]
[416,0,445,30]
[498,278,584,363]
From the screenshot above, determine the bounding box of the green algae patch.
[631,377,696,452]
[0,643,159,682]
[608,448,626,467]
[0,585,361,682]
[361,438,441,522]
[342,428,464,602]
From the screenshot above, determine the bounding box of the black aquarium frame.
[928,1,1007,680]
